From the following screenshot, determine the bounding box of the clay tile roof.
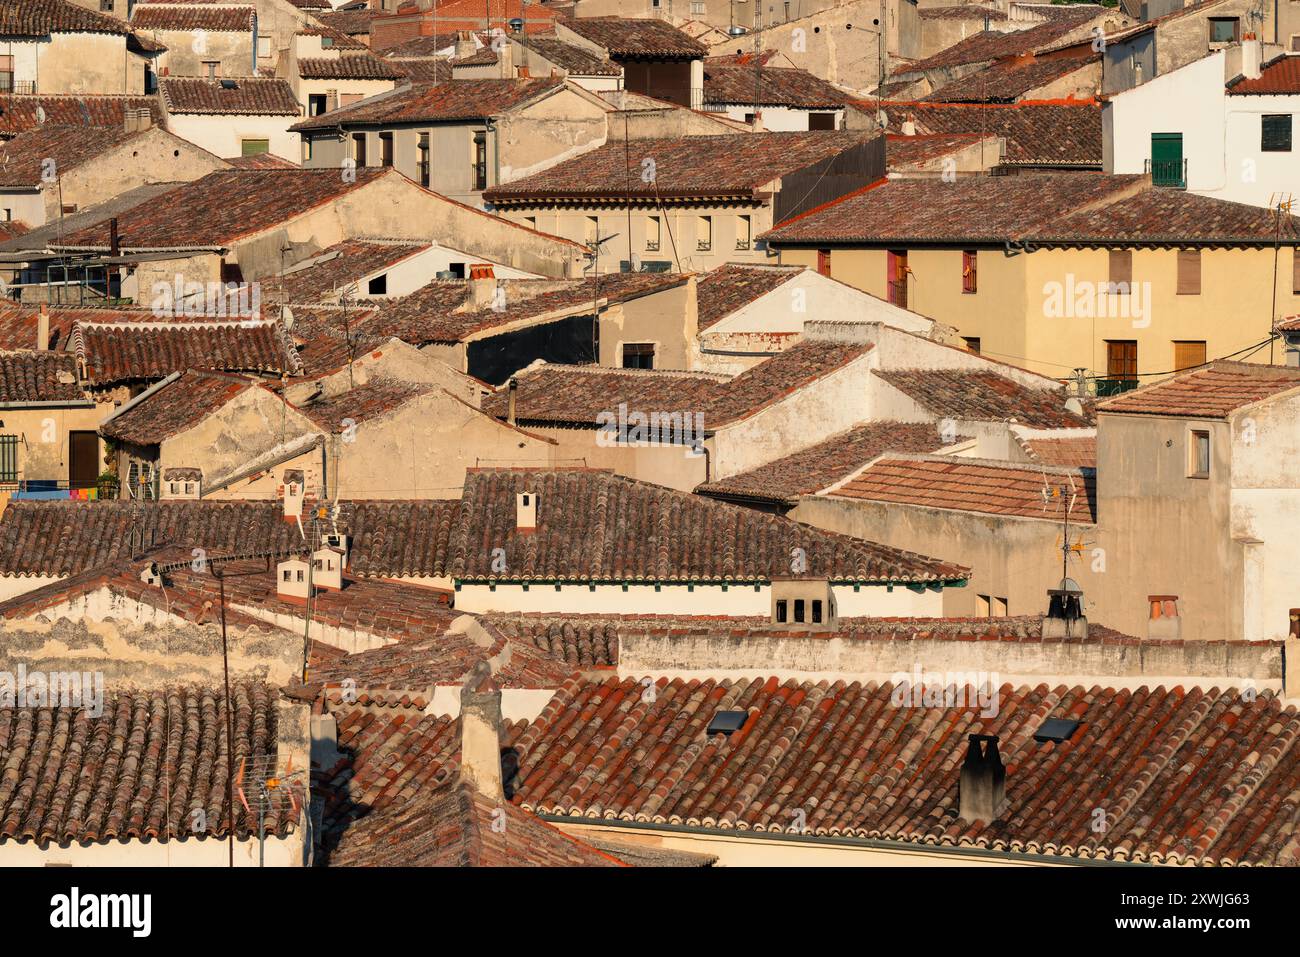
[0,94,164,138]
[1097,361,1300,419]
[0,0,131,36]
[385,57,450,82]
[290,77,564,130]
[1228,53,1300,94]
[695,262,804,330]
[922,50,1100,104]
[0,124,135,187]
[298,23,367,49]
[484,131,874,202]
[897,10,1100,74]
[160,77,302,115]
[99,369,256,444]
[514,35,621,75]
[0,302,76,350]
[0,681,295,847]
[377,33,456,57]
[563,16,706,58]
[0,351,83,403]
[57,167,387,250]
[703,64,851,108]
[876,101,1102,166]
[884,132,996,170]
[1044,187,1300,243]
[1014,432,1097,467]
[482,338,874,429]
[875,368,1092,428]
[919,4,1009,20]
[832,454,1097,522]
[502,675,1300,865]
[292,377,431,432]
[697,422,963,506]
[74,318,297,386]
[131,5,254,31]
[298,54,404,80]
[273,239,426,303]
[224,151,298,168]
[317,8,374,35]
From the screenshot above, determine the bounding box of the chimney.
[506,376,518,426]
[496,38,513,79]
[1147,594,1181,639]
[282,468,305,521]
[454,30,477,60]
[1242,34,1262,80]
[459,660,504,800]
[468,263,496,309]
[36,304,49,352]
[750,111,764,132]
[958,733,1006,823]
[1042,577,1088,639]
[516,490,537,532]
[109,217,119,258]
[900,113,917,136]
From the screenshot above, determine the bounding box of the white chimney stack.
[516,491,537,532]
[1242,35,1262,80]
[36,304,49,351]
[459,661,504,800]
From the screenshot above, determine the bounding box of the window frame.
[961,249,977,294]
[1262,113,1293,153]
[1188,428,1211,479]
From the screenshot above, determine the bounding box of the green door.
[1150,133,1184,187]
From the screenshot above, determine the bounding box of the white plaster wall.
[707,271,934,338]
[4,833,302,866]
[717,105,843,131]
[165,113,300,161]
[0,574,63,603]
[452,581,942,616]
[1221,92,1300,207]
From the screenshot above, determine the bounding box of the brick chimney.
[460,660,503,799]
[959,733,1006,823]
[1147,595,1181,639]
[468,263,496,309]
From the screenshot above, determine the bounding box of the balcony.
[1095,377,1140,397]
[0,77,36,94]
[0,478,120,501]
[1144,157,1187,189]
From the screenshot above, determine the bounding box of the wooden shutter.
[1174,340,1206,371]
[1109,249,1132,288]
[817,248,831,276]
[962,250,977,293]
[1176,248,1201,295]
[1107,340,1137,379]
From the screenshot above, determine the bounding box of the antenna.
[234,753,306,867]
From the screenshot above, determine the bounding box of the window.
[962,336,981,354]
[379,131,393,167]
[417,132,429,187]
[887,249,908,307]
[622,342,655,369]
[817,248,831,276]
[976,594,991,617]
[353,133,367,166]
[811,599,823,624]
[367,274,387,295]
[961,249,977,293]
[296,569,305,583]
[2,209,10,222]
[808,112,836,130]
[1108,248,1132,291]
[775,599,788,623]
[793,599,806,623]
[736,214,752,250]
[1209,17,1239,43]
[1262,114,1292,152]
[1189,429,1210,478]
[697,215,712,252]
[0,434,17,482]
[646,215,661,252]
[1149,132,1184,187]
[473,131,488,190]
[203,61,220,80]
[258,34,272,57]
[1106,339,1138,381]
[691,0,705,12]
[1173,340,1206,371]
[100,0,113,9]
[303,138,313,162]
[993,597,1008,617]
[61,204,77,214]
[241,138,270,157]
[0,55,12,94]
[1176,248,1201,294]
[308,93,328,116]
[1294,248,1300,294]
[1292,34,1300,52]
[282,569,291,582]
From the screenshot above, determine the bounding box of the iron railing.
[1144,157,1187,188]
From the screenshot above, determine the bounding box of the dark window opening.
[1263,114,1292,152]
[794,599,805,623]
[776,599,788,623]
[367,274,387,295]
[379,131,393,167]
[622,342,655,369]
[811,600,823,623]
[473,132,488,191]
[308,93,327,116]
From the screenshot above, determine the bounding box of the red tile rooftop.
[1097,360,1300,419]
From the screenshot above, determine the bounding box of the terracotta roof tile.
[514,35,621,75]
[160,77,301,115]
[1014,432,1097,467]
[0,124,134,187]
[876,101,1101,166]
[272,239,426,303]
[131,5,254,30]
[1228,53,1300,94]
[563,17,706,58]
[832,455,1097,523]
[703,64,850,108]
[317,9,374,35]
[0,681,296,847]
[922,51,1099,104]
[0,351,83,403]
[292,377,431,432]
[99,369,256,444]
[919,4,1009,20]
[298,54,403,80]
[1097,360,1300,418]
[0,0,130,36]
[898,10,1099,74]
[697,422,961,505]
[291,78,564,130]
[875,368,1093,428]
[74,318,297,386]
[885,132,997,170]
[0,94,163,138]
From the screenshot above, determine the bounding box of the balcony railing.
[1144,157,1187,189]
[1095,377,1140,397]
[0,478,119,500]
[0,77,36,94]
[887,278,908,309]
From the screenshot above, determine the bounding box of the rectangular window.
[962,336,981,354]
[811,599,823,623]
[308,93,327,116]
[1173,340,1206,372]
[1263,114,1293,152]
[816,248,831,276]
[976,594,991,617]
[303,138,313,162]
[1108,248,1132,290]
[379,131,393,167]
[1292,34,1300,52]
[808,112,836,130]
[1176,248,1201,294]
[736,214,752,250]
[1294,248,1300,294]
[0,434,17,482]
[622,342,655,369]
[793,599,806,623]
[473,131,488,190]
[646,215,661,252]
[697,215,712,252]
[0,55,12,94]
[353,133,367,166]
[1106,339,1138,380]
[887,249,908,307]
[775,599,787,623]
[258,34,272,57]
[1209,17,1239,43]
[1189,429,1210,478]
[1150,132,1184,187]
[417,132,430,187]
[961,249,977,293]
[240,138,270,157]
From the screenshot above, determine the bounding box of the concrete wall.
[495,85,609,183]
[598,279,696,370]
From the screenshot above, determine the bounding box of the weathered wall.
[166,112,301,163]
[1,404,106,483]
[154,27,255,78]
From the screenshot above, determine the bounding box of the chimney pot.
[459,660,504,800]
[36,304,49,352]
[1147,595,1181,639]
[468,264,497,310]
[959,733,1006,823]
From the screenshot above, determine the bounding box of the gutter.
[533,814,1148,867]
[0,399,95,409]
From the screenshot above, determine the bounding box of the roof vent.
[706,710,748,736]
[1033,717,1080,744]
[1042,577,1087,640]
